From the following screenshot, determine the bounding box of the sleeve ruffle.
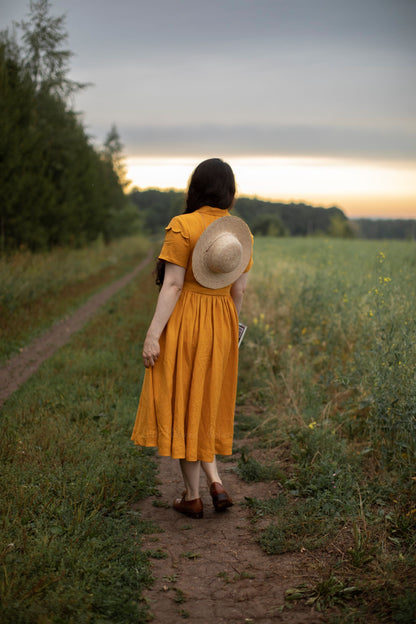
[165,224,190,242]
[159,217,191,268]
[164,216,190,243]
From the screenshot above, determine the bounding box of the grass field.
[1,236,415,622]
[236,237,416,621]
[1,243,158,623]
[0,235,150,363]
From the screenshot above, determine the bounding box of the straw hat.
[192,216,252,289]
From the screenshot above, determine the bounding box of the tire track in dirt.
[134,451,324,623]
[0,247,154,408]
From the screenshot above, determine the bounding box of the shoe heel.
[213,493,233,511]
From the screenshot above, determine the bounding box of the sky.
[2,0,416,218]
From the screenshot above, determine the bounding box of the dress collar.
[197,206,230,216]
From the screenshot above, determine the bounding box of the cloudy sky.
[3,0,416,218]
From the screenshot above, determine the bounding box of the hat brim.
[192,216,252,289]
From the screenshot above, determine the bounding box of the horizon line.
[127,186,416,221]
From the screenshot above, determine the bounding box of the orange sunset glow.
[126,156,416,219]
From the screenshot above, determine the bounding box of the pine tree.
[103,125,130,189]
[19,0,86,99]
[0,2,137,251]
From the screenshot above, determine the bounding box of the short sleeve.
[158,216,191,269]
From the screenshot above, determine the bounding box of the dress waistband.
[182,282,231,296]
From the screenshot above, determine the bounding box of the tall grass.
[0,235,150,361]
[237,237,416,620]
[0,235,150,309]
[240,238,416,470]
[0,263,158,622]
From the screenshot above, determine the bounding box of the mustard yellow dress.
[131,206,253,462]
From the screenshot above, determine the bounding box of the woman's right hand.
[142,333,160,368]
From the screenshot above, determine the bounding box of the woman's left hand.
[142,333,160,368]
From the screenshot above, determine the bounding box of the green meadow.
[1,236,157,622]
[1,236,415,622]
[0,236,151,363]
[237,237,416,620]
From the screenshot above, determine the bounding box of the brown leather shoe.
[173,495,203,519]
[210,482,233,511]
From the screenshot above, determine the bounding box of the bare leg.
[179,459,201,500]
[201,456,222,487]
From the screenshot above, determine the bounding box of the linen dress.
[131,205,253,462]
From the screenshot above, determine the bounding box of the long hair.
[185,158,236,213]
[154,259,165,289]
[155,158,236,287]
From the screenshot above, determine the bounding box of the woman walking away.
[131,158,253,518]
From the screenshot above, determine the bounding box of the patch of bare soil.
[135,453,325,623]
[0,248,153,408]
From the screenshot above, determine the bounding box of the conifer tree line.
[0,0,138,253]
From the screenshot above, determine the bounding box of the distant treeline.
[130,189,415,240]
[234,197,352,237]
[0,0,138,252]
[353,219,416,240]
[130,189,354,238]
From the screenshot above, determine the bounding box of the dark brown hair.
[155,158,236,287]
[185,158,236,213]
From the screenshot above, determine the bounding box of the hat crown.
[206,233,242,274]
[192,214,252,289]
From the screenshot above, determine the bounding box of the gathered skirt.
[131,284,239,462]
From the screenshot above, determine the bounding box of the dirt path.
[0,248,154,408]
[1,250,324,622]
[135,452,324,623]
